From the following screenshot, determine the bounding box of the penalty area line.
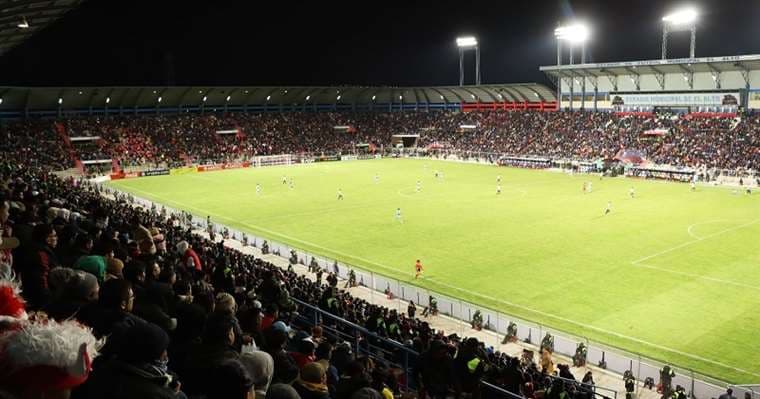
[424,276,760,378]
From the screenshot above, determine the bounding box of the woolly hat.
[176,240,189,254]
[118,322,170,363]
[299,361,326,384]
[0,272,26,326]
[0,272,101,394]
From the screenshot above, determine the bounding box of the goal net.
[252,154,292,168]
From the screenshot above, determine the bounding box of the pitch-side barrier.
[100,160,747,399]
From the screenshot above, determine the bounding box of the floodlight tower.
[662,7,698,59]
[554,23,590,110]
[456,36,480,86]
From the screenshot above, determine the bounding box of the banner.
[611,92,739,107]
[142,168,170,177]
[197,162,251,172]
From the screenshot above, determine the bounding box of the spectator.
[294,362,331,399]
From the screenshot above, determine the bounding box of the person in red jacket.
[176,240,202,275]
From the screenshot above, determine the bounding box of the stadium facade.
[541,54,760,112]
[0,83,556,118]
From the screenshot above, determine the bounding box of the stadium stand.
[0,106,757,399]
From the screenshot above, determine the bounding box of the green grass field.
[108,158,760,383]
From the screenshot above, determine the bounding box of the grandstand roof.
[0,0,83,56]
[540,54,760,79]
[0,84,555,110]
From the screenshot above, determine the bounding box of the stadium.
[0,2,758,399]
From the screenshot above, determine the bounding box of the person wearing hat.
[45,270,100,321]
[0,273,101,399]
[76,321,182,399]
[182,313,241,396]
[73,254,107,283]
[294,362,331,399]
[205,359,255,399]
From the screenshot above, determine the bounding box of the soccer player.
[256,183,262,195]
[586,182,593,193]
[374,173,380,184]
[496,184,502,195]
[337,189,344,200]
[497,175,502,184]
[282,175,287,185]
[395,207,403,223]
[289,178,294,190]
[582,182,587,193]
[604,201,612,215]
[415,259,424,279]
[629,187,635,198]
[690,181,696,192]
[747,187,753,195]
[416,180,422,193]
[434,170,439,179]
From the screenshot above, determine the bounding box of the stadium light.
[17,16,29,29]
[554,24,590,44]
[371,95,376,101]
[662,7,697,59]
[399,95,403,100]
[105,97,110,104]
[555,22,590,111]
[58,97,63,105]
[456,36,480,86]
[663,7,697,25]
[202,96,207,102]
[157,96,162,103]
[226,95,231,102]
[305,95,310,101]
[456,37,477,47]
[266,95,271,101]
[0,98,3,105]
[336,95,341,101]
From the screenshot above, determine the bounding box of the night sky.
[0,0,759,87]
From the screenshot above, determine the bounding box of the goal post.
[252,154,292,168]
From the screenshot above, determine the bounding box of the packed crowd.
[3,110,756,173]
[0,145,602,399]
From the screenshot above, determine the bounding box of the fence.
[101,159,744,399]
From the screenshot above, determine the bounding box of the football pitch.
[108,158,760,383]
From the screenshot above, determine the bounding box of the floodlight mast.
[456,36,480,86]
[662,7,698,59]
[554,23,590,111]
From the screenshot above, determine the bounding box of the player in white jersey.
[337,189,344,200]
[395,207,403,223]
[496,184,502,195]
[604,201,612,215]
[256,184,261,195]
[416,180,422,193]
[586,182,593,193]
[690,182,696,192]
[629,187,635,198]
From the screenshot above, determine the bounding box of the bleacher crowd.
[0,108,757,399]
[5,110,755,172]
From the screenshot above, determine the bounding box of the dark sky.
[1,0,759,87]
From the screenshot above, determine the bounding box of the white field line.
[631,219,760,265]
[634,262,760,291]
[686,220,731,240]
[120,185,760,378]
[424,276,760,378]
